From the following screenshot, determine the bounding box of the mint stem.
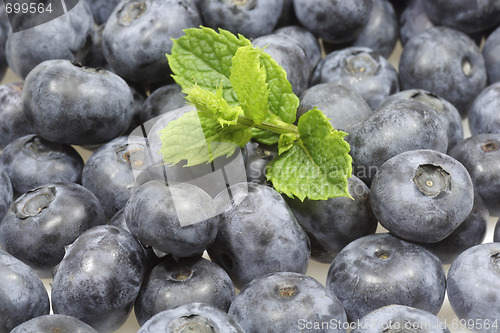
[237,114,299,136]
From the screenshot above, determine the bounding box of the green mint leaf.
[266,108,353,201]
[229,46,268,124]
[184,85,243,127]
[278,133,299,155]
[159,110,252,167]
[166,26,251,105]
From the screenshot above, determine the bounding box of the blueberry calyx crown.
[24,136,64,160]
[116,144,146,168]
[13,185,56,219]
[481,141,500,153]
[343,50,381,77]
[171,315,216,333]
[413,164,451,199]
[119,1,148,26]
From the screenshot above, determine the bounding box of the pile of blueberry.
[1,0,500,332]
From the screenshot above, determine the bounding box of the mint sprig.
[160,27,352,200]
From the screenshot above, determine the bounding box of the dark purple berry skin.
[0,250,50,333]
[84,0,121,25]
[0,82,34,150]
[483,26,500,85]
[468,82,500,136]
[134,256,235,326]
[139,84,187,124]
[0,135,84,198]
[370,149,474,243]
[399,0,434,46]
[273,25,322,72]
[10,314,98,333]
[326,233,446,322]
[51,225,147,333]
[0,170,12,222]
[229,272,348,333]
[0,182,106,275]
[208,182,310,290]
[448,133,500,216]
[312,46,399,110]
[293,0,372,44]
[22,60,135,145]
[399,26,487,116]
[286,175,377,263]
[447,243,500,333]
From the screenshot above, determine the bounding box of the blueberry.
[244,141,277,185]
[273,25,322,71]
[252,33,311,97]
[286,175,377,263]
[207,182,310,290]
[124,180,219,258]
[399,26,487,116]
[10,314,98,333]
[5,0,94,79]
[468,82,500,135]
[378,89,464,150]
[447,242,500,333]
[0,5,8,82]
[0,135,84,198]
[352,0,399,59]
[352,305,450,333]
[311,47,399,110]
[0,182,106,275]
[483,26,500,84]
[0,170,12,222]
[134,255,235,325]
[326,233,446,321]
[448,133,500,215]
[22,60,135,145]
[140,84,187,124]
[197,0,284,39]
[420,0,500,34]
[418,193,488,265]
[293,0,372,44]
[0,250,50,333]
[297,83,372,132]
[0,82,34,149]
[82,136,146,218]
[399,0,434,46]
[84,0,121,25]
[51,225,147,333]
[102,0,201,84]
[138,303,245,333]
[347,100,448,185]
[229,272,347,332]
[370,149,474,243]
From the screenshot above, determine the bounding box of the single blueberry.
[0,250,50,332]
[312,46,399,110]
[399,26,487,116]
[448,133,500,215]
[134,255,235,325]
[138,303,245,333]
[0,182,106,275]
[468,82,500,135]
[483,26,500,84]
[5,0,94,79]
[370,149,474,243]
[22,60,135,145]
[51,225,147,333]
[208,182,310,290]
[447,242,500,333]
[326,233,446,321]
[124,180,219,258]
[273,25,322,72]
[0,134,84,198]
[229,272,348,332]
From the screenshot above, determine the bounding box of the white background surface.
[1,40,493,332]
